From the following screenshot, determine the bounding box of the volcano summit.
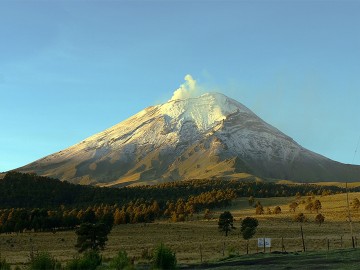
[17,92,360,186]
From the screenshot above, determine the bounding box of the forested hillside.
[0,171,350,234]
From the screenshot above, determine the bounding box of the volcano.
[17,92,360,186]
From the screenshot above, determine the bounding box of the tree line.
[0,171,351,234]
[0,172,348,209]
[0,189,235,233]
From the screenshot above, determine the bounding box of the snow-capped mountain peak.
[159,92,253,131]
[17,92,360,186]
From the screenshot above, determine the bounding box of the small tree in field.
[75,222,112,253]
[294,213,307,252]
[255,204,264,215]
[313,200,322,213]
[305,202,314,213]
[218,211,235,236]
[241,217,258,254]
[352,198,360,211]
[315,213,325,226]
[274,206,282,214]
[289,202,299,212]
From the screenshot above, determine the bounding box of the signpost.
[258,238,271,253]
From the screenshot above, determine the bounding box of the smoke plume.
[171,74,201,101]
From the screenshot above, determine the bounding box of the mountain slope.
[17,92,360,186]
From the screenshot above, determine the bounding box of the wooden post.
[346,182,355,249]
[300,225,306,252]
[223,242,225,256]
[327,238,330,251]
[200,244,203,263]
[356,237,358,248]
[341,236,343,248]
[263,237,266,253]
[282,237,285,252]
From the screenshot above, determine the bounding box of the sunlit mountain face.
[17,92,360,187]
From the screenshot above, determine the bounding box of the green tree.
[82,209,96,223]
[75,222,111,253]
[29,252,60,270]
[218,211,235,237]
[66,250,102,270]
[240,217,258,254]
[153,243,177,270]
[110,250,134,270]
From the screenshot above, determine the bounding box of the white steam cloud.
[171,74,201,101]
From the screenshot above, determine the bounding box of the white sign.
[258,238,271,248]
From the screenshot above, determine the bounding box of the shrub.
[29,252,60,270]
[66,250,102,270]
[65,258,80,270]
[227,246,238,258]
[153,243,177,270]
[110,250,134,270]
[0,258,11,270]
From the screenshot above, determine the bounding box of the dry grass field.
[2,192,360,268]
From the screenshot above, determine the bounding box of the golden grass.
[2,192,360,268]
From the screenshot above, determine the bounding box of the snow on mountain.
[17,92,360,186]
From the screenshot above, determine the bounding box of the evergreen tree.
[218,211,235,236]
[75,222,111,252]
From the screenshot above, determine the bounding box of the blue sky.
[1,0,359,172]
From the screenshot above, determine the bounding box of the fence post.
[327,238,330,251]
[281,237,285,252]
[263,237,266,253]
[300,225,306,252]
[356,237,358,248]
[341,236,343,248]
[200,244,203,263]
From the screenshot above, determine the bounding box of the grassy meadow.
[1,192,360,268]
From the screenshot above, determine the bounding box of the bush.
[28,252,60,270]
[0,258,11,270]
[66,250,102,270]
[153,243,177,270]
[110,250,134,270]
